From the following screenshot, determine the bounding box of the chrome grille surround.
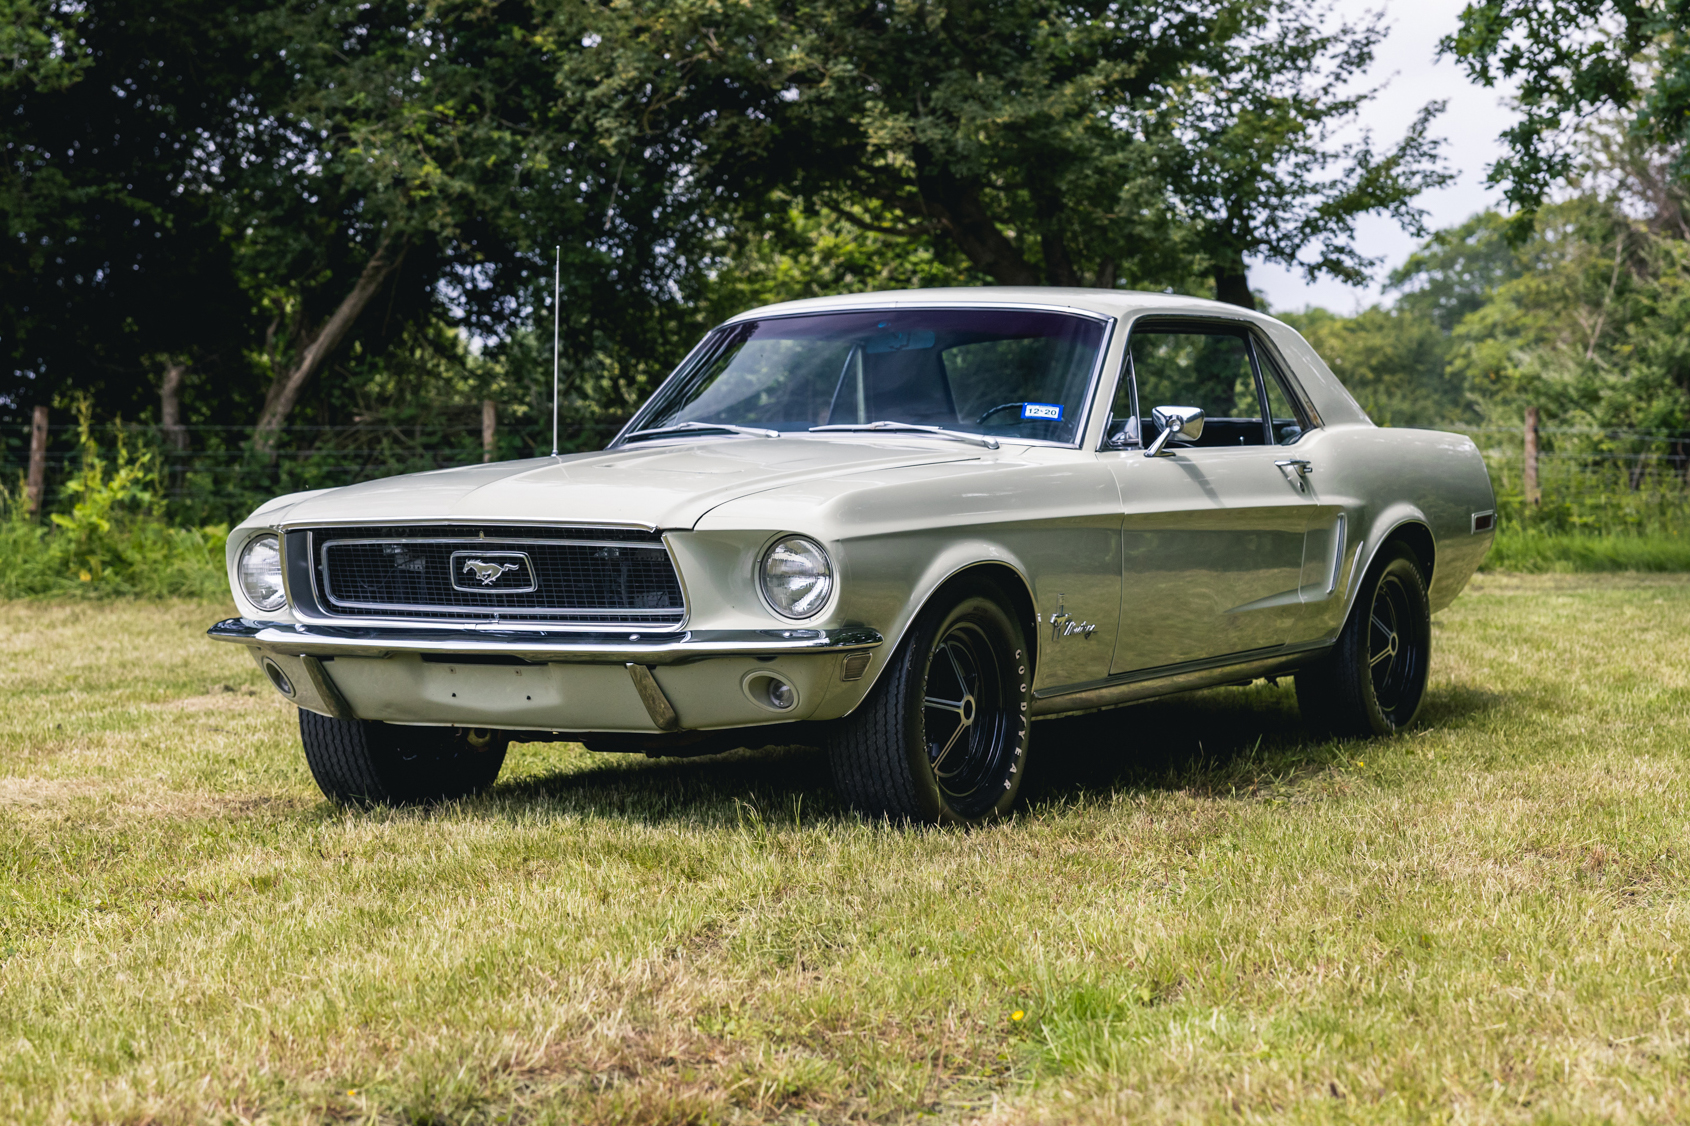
[301,524,687,628]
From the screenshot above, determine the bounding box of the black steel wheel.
[1296,544,1431,737]
[827,579,1031,823]
[299,710,508,806]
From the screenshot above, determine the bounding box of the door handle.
[1274,459,1313,492]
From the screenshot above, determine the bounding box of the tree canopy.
[4,0,1454,516]
[1445,0,1690,228]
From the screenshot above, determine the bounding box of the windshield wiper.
[809,421,1000,450]
[624,420,781,442]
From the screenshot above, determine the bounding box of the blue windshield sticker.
[1021,402,1063,421]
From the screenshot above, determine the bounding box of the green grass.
[1484,528,1690,572]
[4,578,1690,1123]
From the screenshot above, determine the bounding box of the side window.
[1127,327,1267,448]
[1257,348,1306,445]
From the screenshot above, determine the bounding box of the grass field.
[3,576,1689,1123]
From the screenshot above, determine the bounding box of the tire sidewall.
[1354,549,1431,735]
[896,582,1032,824]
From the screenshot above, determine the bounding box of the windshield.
[625,308,1108,445]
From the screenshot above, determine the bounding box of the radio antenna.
[549,246,561,457]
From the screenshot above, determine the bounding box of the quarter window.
[1257,350,1307,445]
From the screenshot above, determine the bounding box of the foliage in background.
[8,0,1690,570]
[4,0,1451,460]
[583,0,1449,306]
[1486,528,1690,571]
[1278,306,1468,427]
[1279,122,1690,555]
[1444,0,1690,229]
[0,403,225,598]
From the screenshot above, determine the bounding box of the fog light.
[261,658,295,697]
[743,671,798,712]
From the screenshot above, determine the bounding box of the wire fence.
[1452,423,1690,536]
[0,415,629,526]
[8,414,1690,535]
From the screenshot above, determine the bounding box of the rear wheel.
[298,710,508,806]
[827,581,1031,823]
[1296,544,1431,737]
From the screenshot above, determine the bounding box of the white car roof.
[727,286,1280,327]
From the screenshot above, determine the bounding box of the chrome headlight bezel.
[759,535,833,620]
[237,532,287,613]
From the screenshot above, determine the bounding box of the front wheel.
[1296,544,1431,737]
[299,711,508,806]
[827,581,1032,823]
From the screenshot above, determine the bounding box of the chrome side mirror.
[1144,405,1205,457]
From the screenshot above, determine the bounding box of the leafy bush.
[0,402,227,599]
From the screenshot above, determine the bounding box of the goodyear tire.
[298,710,508,806]
[1296,544,1431,738]
[827,579,1032,823]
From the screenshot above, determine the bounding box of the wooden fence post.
[25,405,48,516]
[482,399,496,463]
[1523,406,1541,507]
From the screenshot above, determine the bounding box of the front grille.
[307,525,685,625]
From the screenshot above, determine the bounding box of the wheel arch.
[1384,520,1436,586]
[1345,515,1436,625]
[839,555,1041,716]
[928,561,1041,675]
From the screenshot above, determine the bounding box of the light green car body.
[211,287,1496,738]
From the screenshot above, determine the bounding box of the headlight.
[237,533,287,613]
[760,535,832,618]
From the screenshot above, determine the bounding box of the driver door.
[1100,321,1316,675]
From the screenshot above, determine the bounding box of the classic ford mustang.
[210,287,1495,822]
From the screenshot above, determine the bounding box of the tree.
[570,0,1448,308]
[230,1,734,452]
[1386,211,1525,333]
[1152,9,1452,309]
[0,0,262,420]
[1443,0,1690,226]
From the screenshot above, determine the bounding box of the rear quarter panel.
[1294,423,1495,640]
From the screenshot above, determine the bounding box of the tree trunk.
[160,360,188,451]
[913,164,1042,286]
[1213,260,1256,310]
[1093,258,1118,290]
[252,233,406,453]
[26,405,48,517]
[482,399,497,463]
[1034,188,1081,287]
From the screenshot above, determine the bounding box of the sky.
[1248,0,1520,314]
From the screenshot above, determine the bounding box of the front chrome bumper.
[207,619,883,732]
[207,618,881,662]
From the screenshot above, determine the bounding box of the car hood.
[266,438,982,530]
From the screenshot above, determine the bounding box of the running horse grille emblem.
[447,550,538,593]
[462,558,519,585]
